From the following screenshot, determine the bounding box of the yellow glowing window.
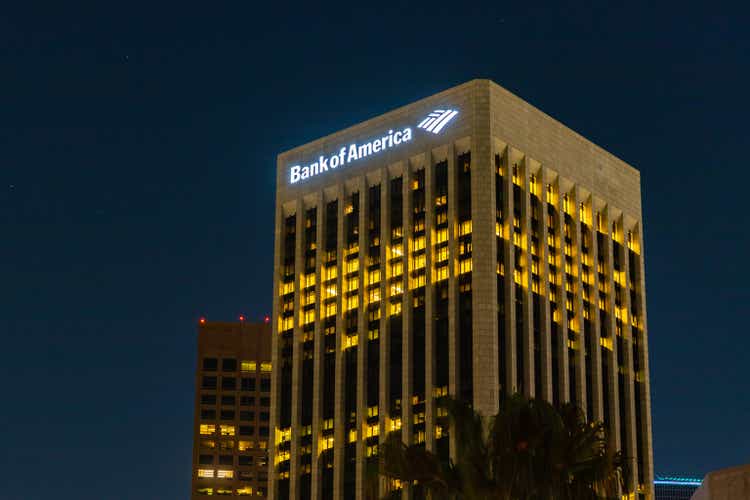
[532,277,540,294]
[435,228,448,243]
[513,216,520,229]
[368,288,381,303]
[391,244,403,257]
[412,253,425,270]
[196,487,214,495]
[366,424,379,438]
[512,164,520,185]
[323,418,333,431]
[435,265,448,282]
[279,281,294,295]
[344,334,358,350]
[459,220,472,236]
[368,327,379,340]
[344,203,354,214]
[319,436,334,451]
[260,362,272,372]
[237,440,253,451]
[390,261,403,277]
[368,269,381,285]
[324,302,336,317]
[324,265,337,280]
[219,425,235,437]
[562,194,570,214]
[411,274,426,288]
[435,194,446,206]
[200,439,216,449]
[412,237,425,251]
[237,487,253,496]
[514,269,522,285]
[346,259,359,274]
[531,260,540,275]
[564,261,572,274]
[301,273,315,288]
[389,301,402,316]
[348,429,358,443]
[241,361,256,372]
[495,222,502,237]
[279,316,293,332]
[219,440,234,450]
[546,184,555,203]
[435,246,448,263]
[301,309,315,325]
[258,440,267,449]
[600,337,613,350]
[200,424,216,436]
[530,174,538,195]
[367,444,379,457]
[303,290,315,306]
[513,232,522,246]
[217,470,233,479]
[389,418,402,431]
[325,285,337,299]
[367,405,379,418]
[345,244,359,257]
[547,233,555,247]
[345,295,358,311]
[346,276,359,292]
[459,258,472,275]
[389,282,403,296]
[413,430,425,444]
[198,469,215,478]
[392,226,403,239]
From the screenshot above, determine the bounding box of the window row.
[203,358,272,373]
[200,410,270,422]
[201,376,271,391]
[200,424,269,437]
[199,439,268,451]
[199,454,258,466]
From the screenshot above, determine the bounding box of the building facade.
[191,320,272,498]
[655,476,702,500]
[270,79,654,499]
[691,463,750,500]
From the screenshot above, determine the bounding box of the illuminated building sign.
[289,109,458,184]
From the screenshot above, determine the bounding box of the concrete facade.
[692,464,750,500]
[270,79,654,499]
[191,321,272,498]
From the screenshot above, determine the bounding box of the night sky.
[3,2,749,499]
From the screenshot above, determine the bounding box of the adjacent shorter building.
[692,463,750,500]
[655,475,702,500]
[191,320,273,498]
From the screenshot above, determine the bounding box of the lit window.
[435,266,448,282]
[368,269,381,285]
[346,259,359,274]
[459,220,472,236]
[238,440,253,451]
[217,470,234,479]
[200,424,216,436]
[304,289,315,306]
[301,273,315,288]
[412,237,425,251]
[348,429,357,443]
[435,246,448,263]
[197,469,214,478]
[279,316,293,332]
[389,301,402,316]
[279,281,294,295]
[319,436,334,451]
[200,439,216,449]
[237,487,253,496]
[345,295,359,311]
[411,273,425,288]
[241,361,256,372]
[389,283,403,296]
[366,423,379,438]
[322,418,333,431]
[458,258,472,275]
[435,195,446,206]
[412,253,425,270]
[324,266,337,281]
[346,276,359,292]
[391,244,403,257]
[220,425,235,437]
[260,362,272,372]
[325,302,336,317]
[367,406,378,418]
[325,285,337,298]
[368,288,381,303]
[390,261,403,277]
[435,228,448,244]
[343,334,358,350]
[513,232,522,247]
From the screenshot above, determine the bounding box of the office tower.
[655,476,702,500]
[270,79,653,499]
[192,320,272,498]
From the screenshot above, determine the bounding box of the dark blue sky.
[2,2,749,499]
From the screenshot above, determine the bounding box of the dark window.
[198,454,213,465]
[241,378,256,392]
[238,471,253,481]
[200,409,216,420]
[202,376,217,390]
[239,426,254,436]
[240,396,255,406]
[220,410,235,420]
[239,456,253,466]
[222,358,237,372]
[203,358,218,371]
[240,411,255,421]
[221,395,235,406]
[259,426,269,437]
[221,377,236,390]
[200,394,216,405]
[260,411,270,422]
[219,455,233,465]
[260,378,271,392]
[260,397,270,407]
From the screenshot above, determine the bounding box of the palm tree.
[379,394,625,500]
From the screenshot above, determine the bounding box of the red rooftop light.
[239,315,245,322]
[199,317,206,324]
[264,315,270,324]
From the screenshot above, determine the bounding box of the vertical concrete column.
[333,184,345,500]
[311,192,324,500]
[588,198,604,422]
[356,177,368,500]
[571,187,587,414]
[603,207,621,449]
[446,144,458,462]
[553,179,570,403]
[377,169,390,499]
[502,152,516,395]
[423,153,436,452]
[290,198,305,500]
[633,222,655,495]
[538,166,553,403]
[618,216,638,495]
[520,156,534,398]
[268,202,283,500]
[470,86,499,416]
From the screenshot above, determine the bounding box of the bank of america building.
[270,80,653,499]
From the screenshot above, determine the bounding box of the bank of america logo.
[417,109,458,134]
